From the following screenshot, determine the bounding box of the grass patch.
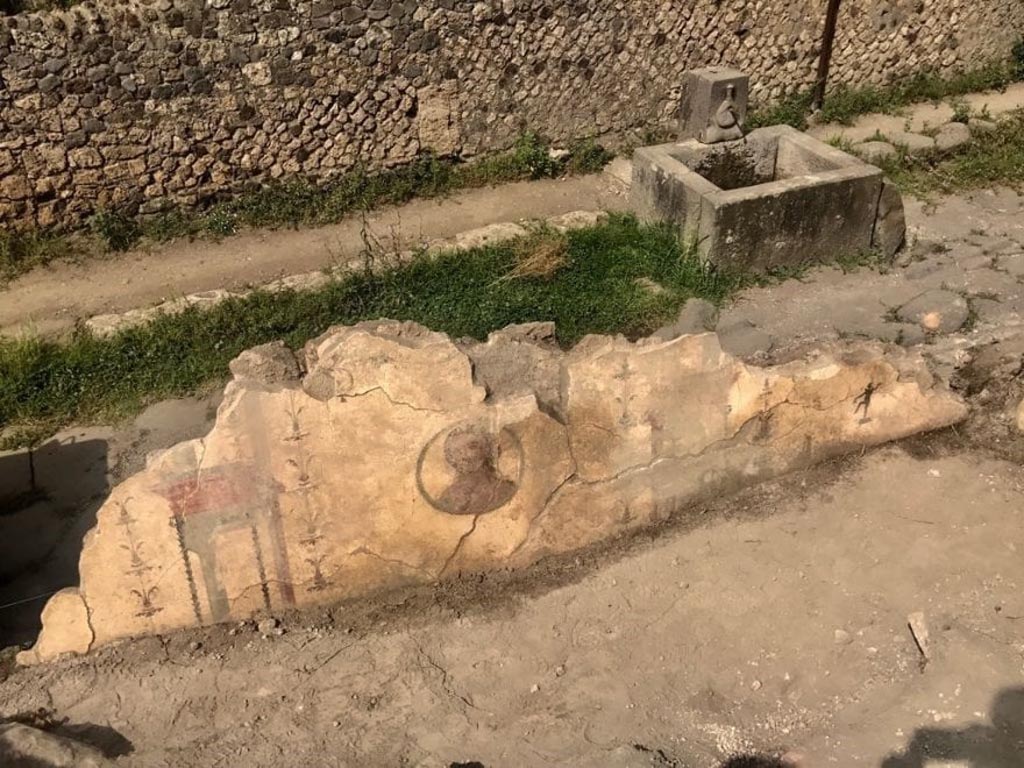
[747,92,815,131]
[95,133,613,253]
[747,54,1023,130]
[0,230,77,283]
[877,109,1024,197]
[498,229,571,281]
[0,214,741,448]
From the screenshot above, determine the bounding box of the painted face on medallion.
[417,424,522,516]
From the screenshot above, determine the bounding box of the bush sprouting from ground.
[0,214,744,447]
[0,230,74,282]
[90,210,141,253]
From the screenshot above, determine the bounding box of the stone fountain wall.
[0,0,1021,228]
[21,319,967,663]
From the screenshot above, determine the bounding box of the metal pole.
[812,0,842,111]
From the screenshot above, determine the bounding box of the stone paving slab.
[806,82,1024,144]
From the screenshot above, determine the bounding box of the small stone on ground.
[887,131,936,155]
[935,121,972,152]
[968,117,997,134]
[0,722,115,767]
[717,319,774,358]
[851,140,897,164]
[896,289,970,334]
[652,298,719,340]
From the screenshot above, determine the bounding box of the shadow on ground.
[0,709,134,766]
[882,686,1024,768]
[0,395,221,650]
[51,720,134,758]
[0,437,109,648]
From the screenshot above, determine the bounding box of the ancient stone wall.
[0,0,1021,228]
[20,319,966,663]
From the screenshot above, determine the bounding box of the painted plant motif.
[305,554,330,592]
[284,399,308,442]
[130,586,162,618]
[283,394,334,594]
[114,498,164,619]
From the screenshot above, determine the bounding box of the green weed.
[3,133,612,277]
[0,214,745,447]
[91,210,141,252]
[747,57,1023,130]
[826,135,856,152]
[879,109,1024,197]
[1013,37,1024,78]
[949,96,972,124]
[0,230,74,283]
[747,91,814,130]
[119,134,611,245]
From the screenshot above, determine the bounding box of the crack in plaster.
[413,641,480,712]
[506,468,579,560]
[437,515,480,579]
[80,591,96,653]
[348,546,433,578]
[345,385,446,413]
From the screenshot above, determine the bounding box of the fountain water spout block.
[680,67,749,145]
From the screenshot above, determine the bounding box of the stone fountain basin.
[631,125,884,272]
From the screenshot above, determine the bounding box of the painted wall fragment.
[20,321,966,663]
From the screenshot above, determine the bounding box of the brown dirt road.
[2,441,1023,767]
[0,173,630,337]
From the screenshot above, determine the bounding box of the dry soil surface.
[4,98,1024,767]
[2,444,1023,767]
[0,174,629,337]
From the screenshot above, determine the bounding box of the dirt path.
[2,444,1023,767]
[806,81,1024,143]
[0,173,629,337]
[4,81,1023,340]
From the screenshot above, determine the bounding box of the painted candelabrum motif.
[162,463,293,624]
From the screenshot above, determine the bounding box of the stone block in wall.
[68,147,103,169]
[22,144,68,175]
[0,151,17,176]
[0,174,32,201]
[416,85,462,157]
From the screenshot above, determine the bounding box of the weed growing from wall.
[85,133,611,254]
